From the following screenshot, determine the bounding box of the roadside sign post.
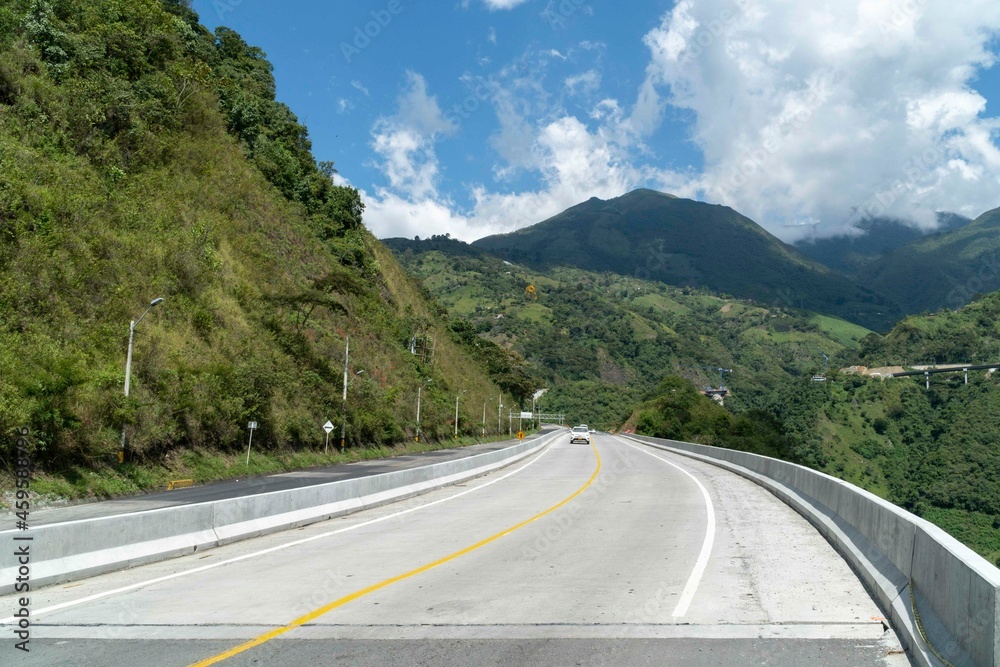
[323,420,335,454]
[519,411,532,433]
[245,421,258,466]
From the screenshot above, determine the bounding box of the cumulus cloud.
[362,62,674,241]
[364,2,1000,244]
[369,72,456,201]
[639,0,1000,238]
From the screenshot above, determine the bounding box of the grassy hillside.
[0,0,508,492]
[857,207,1000,313]
[469,189,902,331]
[385,236,872,432]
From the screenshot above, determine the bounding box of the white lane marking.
[0,435,564,625]
[615,437,716,618]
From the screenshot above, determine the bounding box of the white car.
[569,425,591,444]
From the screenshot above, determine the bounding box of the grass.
[809,314,872,347]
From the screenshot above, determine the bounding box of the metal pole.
[497,392,502,432]
[482,401,487,437]
[245,427,254,466]
[416,384,422,442]
[324,431,330,454]
[119,297,163,463]
[454,390,466,438]
[340,336,349,451]
[120,319,136,461]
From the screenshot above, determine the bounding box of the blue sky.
[193,0,1000,243]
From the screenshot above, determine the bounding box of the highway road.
[1,434,910,666]
[14,433,553,527]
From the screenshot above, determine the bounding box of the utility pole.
[454,389,467,438]
[497,392,503,432]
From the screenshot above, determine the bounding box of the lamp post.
[340,361,364,452]
[416,379,431,442]
[454,389,467,438]
[482,397,493,437]
[120,297,164,463]
[339,336,349,451]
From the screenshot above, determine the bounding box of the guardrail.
[622,434,999,667]
[0,431,560,595]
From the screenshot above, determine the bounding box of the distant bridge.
[845,363,1000,389]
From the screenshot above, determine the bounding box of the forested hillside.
[0,0,513,491]
[468,189,902,331]
[632,293,1000,564]
[856,206,1000,313]
[386,236,871,431]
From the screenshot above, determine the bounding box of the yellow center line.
[189,439,602,666]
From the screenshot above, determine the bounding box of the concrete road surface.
[0,435,910,666]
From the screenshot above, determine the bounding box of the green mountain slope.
[626,292,1000,563]
[794,213,972,275]
[856,207,1000,313]
[0,0,507,480]
[470,189,902,330]
[385,236,871,435]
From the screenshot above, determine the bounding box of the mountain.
[794,213,973,275]
[855,207,1000,313]
[470,189,902,331]
[0,0,508,486]
[384,237,872,430]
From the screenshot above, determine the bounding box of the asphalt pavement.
[0,434,912,666]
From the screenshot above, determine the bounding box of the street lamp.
[416,379,431,442]
[454,389,468,438]
[340,362,364,452]
[120,297,164,462]
[482,397,494,437]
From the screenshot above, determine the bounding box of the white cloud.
[363,65,681,241]
[366,3,1000,244]
[565,69,601,94]
[369,72,456,201]
[482,0,530,10]
[637,0,1000,239]
[351,80,370,96]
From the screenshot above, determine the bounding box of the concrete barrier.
[0,431,561,594]
[622,434,1000,667]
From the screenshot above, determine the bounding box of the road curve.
[1,434,909,666]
